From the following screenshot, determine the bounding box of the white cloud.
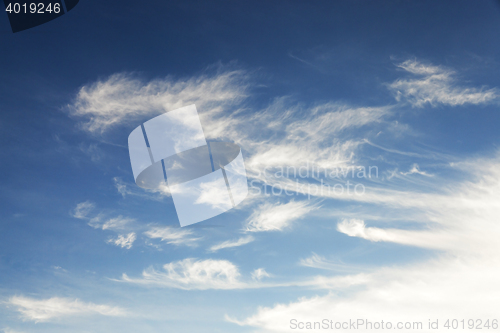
[71,68,393,211]
[120,258,245,290]
[52,265,68,273]
[2,328,26,333]
[225,67,500,331]
[71,201,95,219]
[400,163,432,176]
[231,257,500,332]
[107,233,136,249]
[68,60,500,331]
[113,177,168,200]
[209,235,255,252]
[208,98,389,180]
[68,68,248,134]
[144,226,200,247]
[7,296,126,323]
[285,104,389,141]
[71,202,139,248]
[119,257,378,291]
[337,219,384,240]
[193,178,234,211]
[388,59,498,107]
[246,201,317,232]
[251,268,271,281]
[88,215,134,231]
[231,153,500,331]
[336,219,454,250]
[299,253,359,273]
[71,60,496,209]
[101,216,133,230]
[72,203,134,231]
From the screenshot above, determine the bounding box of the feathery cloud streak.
[6,296,126,323]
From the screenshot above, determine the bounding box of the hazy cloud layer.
[7,296,126,323]
[232,153,500,331]
[67,60,500,332]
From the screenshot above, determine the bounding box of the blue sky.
[1,1,500,332]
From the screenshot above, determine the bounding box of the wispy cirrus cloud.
[119,258,246,290]
[201,96,390,179]
[400,163,433,176]
[144,226,201,247]
[284,104,389,141]
[71,202,140,249]
[232,257,500,331]
[72,202,134,231]
[113,177,170,200]
[337,218,455,250]
[118,257,372,291]
[6,296,126,323]
[251,268,271,281]
[245,201,318,232]
[96,216,134,231]
[231,152,500,331]
[71,202,202,250]
[69,64,393,216]
[388,59,498,107]
[209,235,255,252]
[68,65,390,181]
[69,60,495,210]
[71,201,95,219]
[68,68,248,134]
[107,232,136,249]
[65,59,500,332]
[299,253,360,273]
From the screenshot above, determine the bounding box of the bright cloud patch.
[120,258,246,290]
[232,152,500,331]
[7,296,126,322]
[251,268,270,281]
[299,253,358,273]
[69,69,248,134]
[107,233,136,249]
[144,226,200,246]
[209,235,255,252]
[66,59,500,332]
[71,201,95,219]
[389,59,498,107]
[246,201,317,232]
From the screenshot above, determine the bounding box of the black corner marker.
[3,0,79,33]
